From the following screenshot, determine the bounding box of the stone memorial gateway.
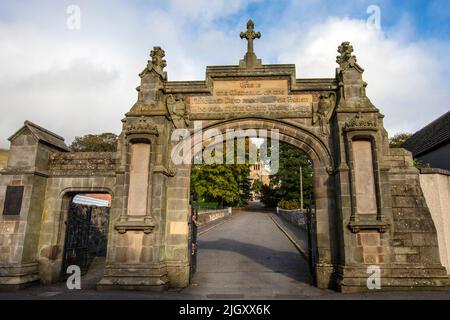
[0,20,448,293]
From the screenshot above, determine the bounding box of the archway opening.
[185,121,324,296]
[60,192,111,288]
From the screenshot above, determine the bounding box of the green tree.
[260,141,314,209]
[0,149,9,170]
[233,164,252,206]
[70,133,118,152]
[251,179,263,194]
[260,183,280,208]
[190,139,255,208]
[389,133,412,148]
[191,164,236,207]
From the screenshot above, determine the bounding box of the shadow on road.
[199,237,313,285]
[244,200,273,212]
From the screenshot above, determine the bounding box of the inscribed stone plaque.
[352,141,377,214]
[3,186,24,215]
[187,79,312,118]
[127,144,150,216]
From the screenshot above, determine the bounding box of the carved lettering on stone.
[187,80,313,118]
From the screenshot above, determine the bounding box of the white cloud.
[269,17,450,134]
[168,0,261,23]
[0,2,449,149]
[0,24,135,147]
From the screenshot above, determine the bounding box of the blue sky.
[0,0,449,148]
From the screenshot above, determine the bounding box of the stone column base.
[0,262,40,290]
[97,262,169,291]
[166,261,190,288]
[336,264,450,293]
[315,263,338,289]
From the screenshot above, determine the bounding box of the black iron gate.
[306,205,317,285]
[61,202,92,278]
[188,202,198,283]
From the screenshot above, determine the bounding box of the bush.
[278,199,302,210]
[193,201,219,210]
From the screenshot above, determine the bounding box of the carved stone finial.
[147,46,167,79]
[239,19,262,68]
[336,41,362,72]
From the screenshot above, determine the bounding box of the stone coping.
[420,168,450,176]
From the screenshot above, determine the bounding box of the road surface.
[183,210,328,299]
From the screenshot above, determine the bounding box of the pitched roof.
[8,121,70,152]
[402,110,450,156]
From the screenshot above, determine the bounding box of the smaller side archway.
[37,181,115,285]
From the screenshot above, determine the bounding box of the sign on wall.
[3,186,24,216]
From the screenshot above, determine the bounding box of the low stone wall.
[419,168,450,274]
[197,208,232,226]
[276,207,307,229]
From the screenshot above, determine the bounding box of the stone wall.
[37,172,116,284]
[197,208,231,226]
[419,168,450,274]
[48,152,116,177]
[0,132,57,287]
[276,208,307,229]
[0,144,117,285]
[388,149,442,266]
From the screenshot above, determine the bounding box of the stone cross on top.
[239,19,262,68]
[240,19,261,55]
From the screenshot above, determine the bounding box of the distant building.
[402,110,450,171]
[249,161,270,199]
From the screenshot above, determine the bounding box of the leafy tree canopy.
[190,139,256,208]
[260,141,314,209]
[70,133,118,152]
[389,133,412,148]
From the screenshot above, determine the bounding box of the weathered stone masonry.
[0,21,448,292]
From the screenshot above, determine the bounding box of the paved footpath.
[1,210,450,300]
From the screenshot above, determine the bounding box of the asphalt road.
[183,210,329,299]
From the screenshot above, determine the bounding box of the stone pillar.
[165,163,191,288]
[332,42,448,292]
[98,47,173,291]
[0,121,69,289]
[332,42,394,291]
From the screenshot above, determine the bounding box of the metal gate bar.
[61,202,92,278]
